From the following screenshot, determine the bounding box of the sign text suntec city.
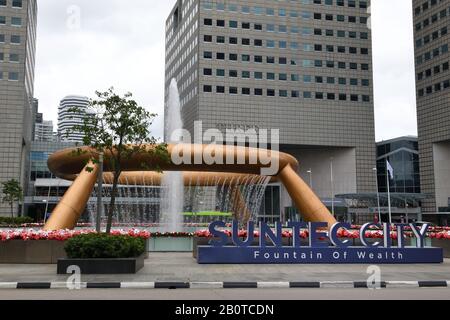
[196,221,444,264]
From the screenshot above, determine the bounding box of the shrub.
[0,216,34,226]
[64,233,146,259]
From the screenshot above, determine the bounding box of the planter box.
[148,237,193,252]
[0,240,66,264]
[57,253,145,274]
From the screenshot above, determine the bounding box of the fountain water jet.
[160,79,184,233]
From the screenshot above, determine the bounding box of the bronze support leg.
[43,163,99,231]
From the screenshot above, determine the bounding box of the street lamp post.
[330,157,335,217]
[373,167,381,223]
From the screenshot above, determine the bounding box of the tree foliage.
[70,88,169,233]
[1,179,23,218]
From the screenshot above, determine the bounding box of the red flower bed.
[0,229,150,242]
[193,229,450,240]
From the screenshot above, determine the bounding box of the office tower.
[57,95,90,143]
[413,0,450,222]
[0,0,37,216]
[164,0,376,218]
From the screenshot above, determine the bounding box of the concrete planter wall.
[0,240,66,264]
[431,239,450,258]
[57,253,145,274]
[148,237,193,252]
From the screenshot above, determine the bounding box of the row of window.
[0,0,22,8]
[0,52,20,62]
[204,18,368,32]
[202,85,371,102]
[415,4,449,31]
[203,35,369,53]
[204,21,370,40]
[414,0,446,16]
[416,44,449,65]
[0,16,22,27]
[0,71,19,81]
[415,25,448,48]
[202,51,371,71]
[202,68,370,86]
[203,0,368,15]
[0,34,21,44]
[417,61,449,81]
[418,79,450,97]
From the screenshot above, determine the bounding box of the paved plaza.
[0,253,449,283]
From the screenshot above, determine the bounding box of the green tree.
[71,88,169,234]
[1,179,23,218]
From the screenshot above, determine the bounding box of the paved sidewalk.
[0,253,449,283]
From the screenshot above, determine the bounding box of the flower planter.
[148,237,193,252]
[0,240,66,264]
[57,253,145,274]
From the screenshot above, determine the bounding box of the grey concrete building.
[413,0,450,223]
[0,0,37,216]
[164,0,376,219]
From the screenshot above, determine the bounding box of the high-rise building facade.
[57,95,90,143]
[0,0,37,216]
[164,0,376,216]
[413,0,450,221]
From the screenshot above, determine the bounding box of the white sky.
[34,0,417,142]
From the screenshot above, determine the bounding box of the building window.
[8,72,19,81]
[12,0,23,8]
[203,85,212,93]
[11,35,21,44]
[11,17,22,26]
[9,53,19,62]
[0,16,6,25]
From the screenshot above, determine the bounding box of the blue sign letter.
[259,222,283,248]
[232,221,255,247]
[309,222,329,248]
[330,223,352,248]
[288,222,307,247]
[209,221,228,247]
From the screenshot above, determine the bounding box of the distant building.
[413,0,450,224]
[57,95,90,143]
[34,120,55,142]
[376,136,421,194]
[336,137,425,224]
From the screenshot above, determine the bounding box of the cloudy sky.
[34,0,417,142]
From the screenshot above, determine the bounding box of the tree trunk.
[10,202,14,219]
[106,172,121,234]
